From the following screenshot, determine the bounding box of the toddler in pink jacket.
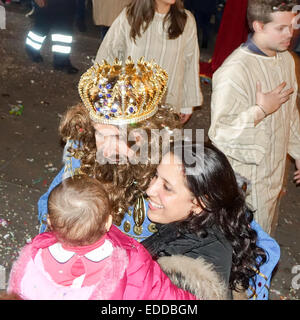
[8,175,195,300]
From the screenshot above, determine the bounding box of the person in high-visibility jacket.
[25,0,78,74]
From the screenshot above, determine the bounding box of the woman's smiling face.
[146,152,199,224]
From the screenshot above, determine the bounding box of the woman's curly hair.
[171,142,267,294]
[59,103,181,225]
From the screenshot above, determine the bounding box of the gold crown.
[78,57,168,125]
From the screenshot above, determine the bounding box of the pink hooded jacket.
[8,225,196,300]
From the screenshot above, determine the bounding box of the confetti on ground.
[270,289,282,296]
[0,219,8,227]
[32,177,43,185]
[9,104,24,116]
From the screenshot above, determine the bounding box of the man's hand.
[294,159,300,185]
[180,113,192,124]
[256,81,294,116]
[35,0,46,8]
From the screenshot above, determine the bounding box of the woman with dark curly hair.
[143,142,279,299]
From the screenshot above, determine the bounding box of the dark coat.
[142,222,233,297]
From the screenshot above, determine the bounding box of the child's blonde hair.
[48,175,111,246]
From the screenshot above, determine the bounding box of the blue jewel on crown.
[94,102,102,113]
[110,103,120,116]
[126,104,137,115]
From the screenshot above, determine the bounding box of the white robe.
[95,9,203,114]
[209,46,300,234]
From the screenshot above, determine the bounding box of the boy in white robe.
[209,0,300,234]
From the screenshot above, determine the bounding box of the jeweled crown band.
[78,57,168,125]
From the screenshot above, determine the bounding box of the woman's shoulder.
[182,227,233,283]
[110,7,129,27]
[179,9,197,38]
[119,7,128,18]
[210,225,232,250]
[184,9,194,18]
[184,9,197,26]
[185,226,232,253]
[199,226,233,263]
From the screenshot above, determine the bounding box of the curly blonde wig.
[59,103,181,225]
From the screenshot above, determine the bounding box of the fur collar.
[158,255,229,300]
